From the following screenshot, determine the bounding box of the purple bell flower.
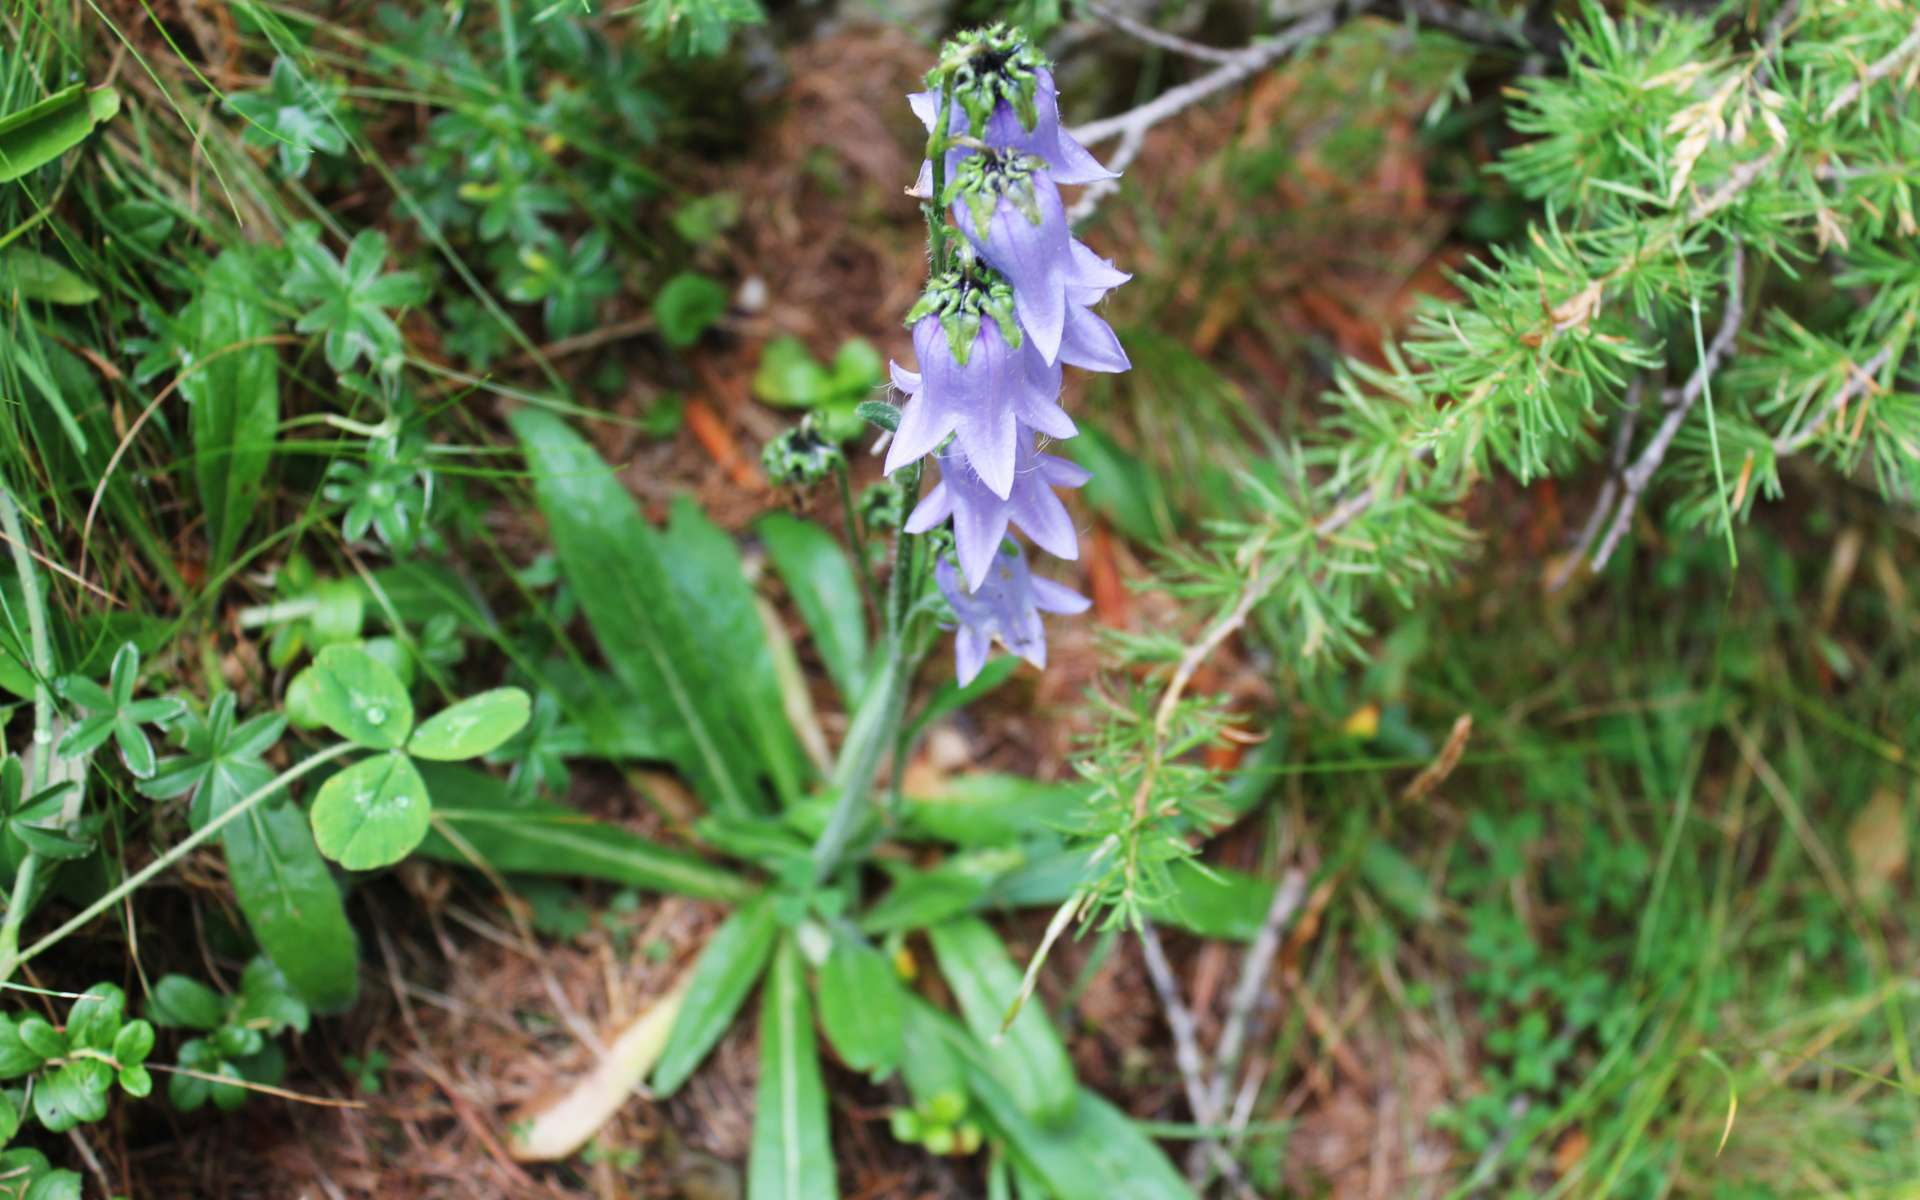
[947,152,1078,363]
[885,312,1074,497]
[936,544,1090,686]
[906,427,1090,591]
[909,72,1116,192]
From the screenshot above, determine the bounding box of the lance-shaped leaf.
[747,937,838,1200]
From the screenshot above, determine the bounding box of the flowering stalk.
[813,24,1127,880]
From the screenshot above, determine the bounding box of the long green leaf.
[0,84,119,184]
[747,937,837,1200]
[223,798,359,1013]
[663,497,806,805]
[927,917,1077,1125]
[182,251,278,573]
[412,763,750,902]
[909,998,1195,1200]
[756,512,867,705]
[513,409,762,814]
[816,932,903,1076]
[651,894,779,1095]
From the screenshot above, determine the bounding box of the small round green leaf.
[291,645,413,749]
[147,975,225,1031]
[407,688,532,761]
[310,752,431,870]
[112,1019,155,1066]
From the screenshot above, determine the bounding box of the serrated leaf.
[182,250,279,573]
[407,688,532,761]
[513,409,763,814]
[747,938,838,1200]
[293,644,414,749]
[651,894,779,1096]
[310,752,430,869]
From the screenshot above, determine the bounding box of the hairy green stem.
[811,468,925,882]
[0,741,358,981]
[925,78,955,273]
[835,464,880,627]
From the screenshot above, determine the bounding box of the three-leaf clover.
[292,646,531,870]
[282,224,428,374]
[55,643,184,779]
[226,57,349,178]
[138,694,287,831]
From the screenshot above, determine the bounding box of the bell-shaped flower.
[910,64,1115,187]
[906,426,1088,590]
[936,543,1090,686]
[947,151,1089,362]
[885,304,1074,497]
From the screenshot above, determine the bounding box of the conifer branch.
[1588,245,1746,572]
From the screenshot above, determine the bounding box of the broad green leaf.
[816,934,902,1076]
[226,797,360,1011]
[651,894,779,1096]
[181,250,278,573]
[909,998,1195,1200]
[30,1064,106,1133]
[897,999,968,1111]
[927,917,1077,1125]
[414,763,751,902]
[0,83,119,184]
[146,976,224,1031]
[748,938,838,1200]
[757,512,867,704]
[752,336,833,406]
[899,774,1083,848]
[653,271,728,347]
[0,1017,40,1077]
[663,498,806,803]
[408,688,532,761]
[860,858,1001,936]
[513,409,762,814]
[66,984,123,1050]
[310,752,430,869]
[294,644,414,749]
[0,248,96,304]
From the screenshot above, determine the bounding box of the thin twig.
[1590,245,1746,571]
[1083,1,1247,64]
[1066,10,1335,224]
[1138,921,1256,1195]
[1202,869,1307,1121]
[1547,377,1643,590]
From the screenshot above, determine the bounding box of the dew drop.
[365,706,387,726]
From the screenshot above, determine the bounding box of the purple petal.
[1040,453,1092,489]
[953,495,1012,591]
[890,360,921,394]
[1014,482,1079,562]
[1066,240,1132,307]
[954,625,990,686]
[952,330,1019,497]
[1059,306,1130,373]
[886,391,957,475]
[908,91,936,130]
[1031,576,1091,615]
[904,483,953,534]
